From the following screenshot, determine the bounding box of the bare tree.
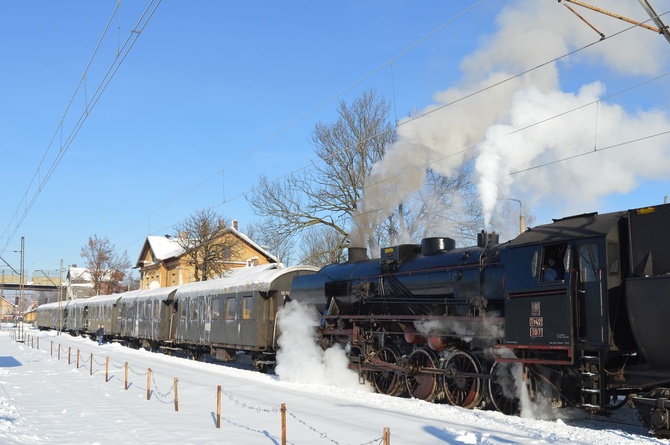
[245,221,295,266]
[173,209,243,281]
[300,225,345,267]
[80,235,131,295]
[249,89,484,266]
[248,89,395,263]
[396,165,483,244]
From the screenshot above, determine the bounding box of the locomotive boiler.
[290,203,670,436]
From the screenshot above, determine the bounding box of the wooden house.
[135,221,278,290]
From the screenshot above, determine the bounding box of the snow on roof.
[225,226,279,263]
[67,267,92,282]
[120,286,179,303]
[146,236,184,260]
[175,263,319,298]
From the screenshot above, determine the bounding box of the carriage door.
[574,239,605,346]
[239,294,255,348]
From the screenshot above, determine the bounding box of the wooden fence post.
[174,378,179,412]
[281,403,287,445]
[124,362,129,390]
[58,344,61,360]
[37,337,39,350]
[68,347,71,365]
[383,427,390,445]
[216,385,221,429]
[90,353,93,376]
[105,356,110,383]
[147,368,152,400]
[76,349,80,369]
[50,341,53,357]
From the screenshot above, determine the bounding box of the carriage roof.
[174,264,319,298]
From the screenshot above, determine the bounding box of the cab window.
[541,242,568,282]
[579,243,600,283]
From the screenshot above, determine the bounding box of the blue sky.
[1,1,670,274]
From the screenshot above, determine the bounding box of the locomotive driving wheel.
[441,349,483,409]
[405,348,439,402]
[369,346,404,397]
[488,361,521,415]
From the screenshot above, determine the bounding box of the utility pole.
[58,259,64,335]
[18,237,24,341]
[560,0,670,44]
[504,198,526,236]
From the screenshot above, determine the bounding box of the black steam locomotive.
[290,202,670,435]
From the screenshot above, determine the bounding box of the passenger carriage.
[35,300,69,331]
[118,287,177,349]
[173,263,318,367]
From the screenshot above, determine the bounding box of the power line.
[118,5,670,253]
[110,1,488,247]
[110,5,670,256]
[0,1,162,256]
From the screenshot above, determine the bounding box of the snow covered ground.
[0,325,665,445]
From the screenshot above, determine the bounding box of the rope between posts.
[286,410,384,445]
[128,366,148,377]
[17,334,387,443]
[151,374,174,401]
[221,389,279,414]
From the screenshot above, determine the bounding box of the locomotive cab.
[499,208,636,355]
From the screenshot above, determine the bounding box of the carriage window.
[226,297,236,320]
[242,296,253,320]
[579,243,600,283]
[190,299,199,320]
[211,297,221,320]
[154,301,160,318]
[180,301,187,319]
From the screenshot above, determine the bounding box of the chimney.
[233,220,238,231]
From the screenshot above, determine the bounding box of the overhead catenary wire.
[110,1,487,245]
[128,7,670,244]
[5,2,666,263]
[0,0,162,254]
[114,5,670,255]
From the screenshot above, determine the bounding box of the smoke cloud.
[275,301,371,392]
[353,1,670,239]
[414,315,503,344]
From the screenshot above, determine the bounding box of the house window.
[242,296,253,320]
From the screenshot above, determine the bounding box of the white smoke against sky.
[354,0,670,236]
[275,301,372,391]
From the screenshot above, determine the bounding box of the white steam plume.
[353,1,670,238]
[275,301,371,391]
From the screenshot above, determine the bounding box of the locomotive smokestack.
[477,231,499,248]
[347,247,367,262]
